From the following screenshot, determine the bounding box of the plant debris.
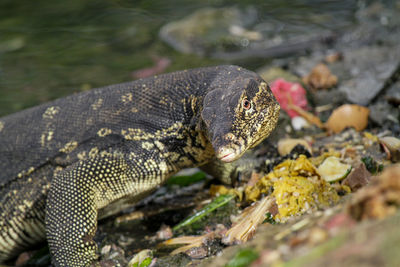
[5,1,400,266]
[222,196,276,245]
[245,155,340,221]
[379,136,400,162]
[172,194,235,232]
[161,232,216,256]
[317,156,352,182]
[277,138,312,156]
[288,103,370,134]
[225,248,259,267]
[361,156,383,174]
[166,171,207,187]
[128,249,153,267]
[348,164,400,220]
[302,63,338,90]
[342,163,371,191]
[102,124,395,267]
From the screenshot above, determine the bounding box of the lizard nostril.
[225,133,235,141]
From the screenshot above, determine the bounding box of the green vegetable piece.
[263,212,277,224]
[173,194,235,231]
[128,249,153,267]
[361,156,383,174]
[225,248,259,267]
[139,257,152,267]
[166,171,207,186]
[317,156,352,182]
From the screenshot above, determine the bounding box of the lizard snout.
[217,147,237,163]
[215,134,245,163]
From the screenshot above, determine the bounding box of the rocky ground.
[109,2,400,267]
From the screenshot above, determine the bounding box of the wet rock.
[369,100,399,126]
[289,52,326,78]
[339,1,400,48]
[336,46,400,105]
[386,80,400,103]
[159,7,258,57]
[289,2,400,107]
[292,45,400,106]
[368,79,400,131]
[312,89,347,107]
[159,7,335,60]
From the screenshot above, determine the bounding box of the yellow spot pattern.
[121,122,183,141]
[121,93,133,103]
[42,106,60,119]
[97,128,112,137]
[40,130,54,147]
[59,141,78,153]
[91,99,103,111]
[88,147,99,158]
[141,142,154,150]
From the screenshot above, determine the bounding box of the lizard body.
[0,65,279,266]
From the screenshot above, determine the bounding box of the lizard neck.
[116,73,217,171]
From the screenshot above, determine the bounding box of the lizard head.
[202,76,280,163]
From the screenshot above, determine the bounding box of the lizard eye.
[242,99,252,110]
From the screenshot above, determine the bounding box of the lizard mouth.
[214,134,247,163]
[219,151,236,162]
[216,146,244,163]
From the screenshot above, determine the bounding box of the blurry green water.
[0,0,357,116]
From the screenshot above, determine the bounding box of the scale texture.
[0,65,279,266]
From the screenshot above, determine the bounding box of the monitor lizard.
[0,65,280,266]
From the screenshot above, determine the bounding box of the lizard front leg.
[45,156,138,266]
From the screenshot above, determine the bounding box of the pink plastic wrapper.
[270,78,308,118]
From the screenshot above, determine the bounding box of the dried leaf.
[286,103,325,129]
[223,196,275,245]
[162,234,210,255]
[324,52,343,63]
[302,63,338,90]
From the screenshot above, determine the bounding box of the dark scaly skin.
[0,65,280,266]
